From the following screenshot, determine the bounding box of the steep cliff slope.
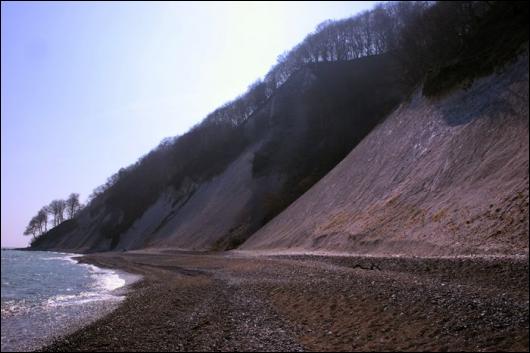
[242,52,529,256]
[31,55,404,252]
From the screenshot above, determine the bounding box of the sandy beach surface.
[38,250,529,352]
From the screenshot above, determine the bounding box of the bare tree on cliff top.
[48,199,66,227]
[66,193,81,219]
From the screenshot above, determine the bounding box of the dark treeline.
[24,193,83,244]
[33,1,528,248]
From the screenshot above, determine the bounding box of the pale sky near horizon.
[1,1,379,248]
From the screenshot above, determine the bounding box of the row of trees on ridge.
[24,193,83,239]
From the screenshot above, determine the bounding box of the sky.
[1,1,379,248]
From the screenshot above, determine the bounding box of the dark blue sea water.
[1,249,135,351]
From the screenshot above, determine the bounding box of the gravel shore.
[38,250,529,352]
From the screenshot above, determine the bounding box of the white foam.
[93,272,126,291]
[42,253,129,308]
[75,263,127,292]
[42,256,78,264]
[45,291,122,307]
[46,254,128,292]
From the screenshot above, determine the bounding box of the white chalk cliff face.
[242,53,529,256]
[32,55,403,252]
[31,52,529,256]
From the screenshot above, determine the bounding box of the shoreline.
[37,255,142,352]
[1,250,141,352]
[37,250,529,352]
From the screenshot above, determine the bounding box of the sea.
[1,249,137,352]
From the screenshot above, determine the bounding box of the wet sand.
[39,250,529,352]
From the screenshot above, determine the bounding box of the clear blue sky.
[1,1,378,248]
